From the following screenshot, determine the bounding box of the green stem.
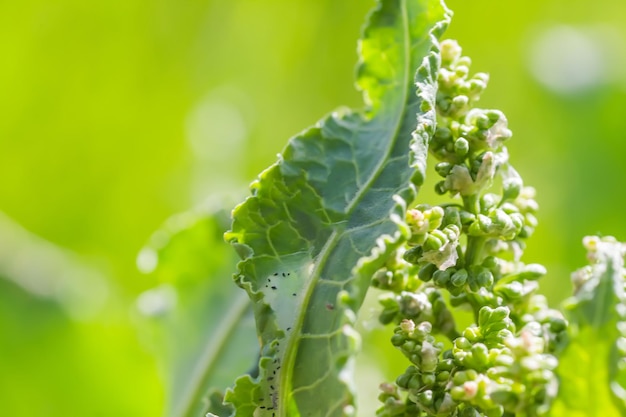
[462,193,485,266]
[465,236,486,266]
[462,194,480,215]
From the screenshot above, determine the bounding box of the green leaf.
[136,205,258,417]
[551,237,626,416]
[224,1,451,415]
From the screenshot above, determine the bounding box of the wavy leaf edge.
[224,1,452,416]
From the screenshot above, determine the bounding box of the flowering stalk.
[373,39,567,417]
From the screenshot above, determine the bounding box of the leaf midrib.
[277,1,414,415]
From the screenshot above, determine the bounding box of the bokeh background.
[1,0,625,415]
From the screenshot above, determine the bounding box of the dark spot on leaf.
[270,385,275,390]
[274,273,278,276]
[286,327,291,331]
[271,286,277,290]
[282,272,286,277]
[326,303,335,310]
[292,293,297,296]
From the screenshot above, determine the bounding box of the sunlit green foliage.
[2,0,626,416]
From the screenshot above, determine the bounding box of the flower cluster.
[375,40,567,417]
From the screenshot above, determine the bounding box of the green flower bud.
[548,317,567,333]
[481,193,499,211]
[455,137,470,156]
[391,333,405,346]
[418,263,437,281]
[451,268,469,287]
[519,227,531,241]
[483,321,511,335]
[476,214,492,233]
[433,269,452,287]
[476,269,494,287]
[435,180,448,195]
[450,386,467,401]
[406,209,427,241]
[415,321,433,338]
[443,224,461,240]
[424,230,446,252]
[398,292,428,319]
[443,206,462,228]
[471,343,490,366]
[482,256,498,270]
[403,246,423,264]
[407,374,421,390]
[452,95,470,114]
[459,210,476,225]
[439,356,455,369]
[468,78,487,97]
[440,40,462,65]
[437,371,451,382]
[421,373,437,386]
[396,373,410,389]
[428,206,445,230]
[455,66,470,79]
[494,281,524,300]
[493,354,514,367]
[437,95,452,113]
[378,382,397,396]
[421,341,439,372]
[525,213,538,228]
[468,273,480,292]
[479,306,510,327]
[417,390,434,405]
[435,393,457,414]
[475,112,492,130]
[453,370,474,386]
[435,126,453,140]
[400,319,415,333]
[510,212,525,232]
[463,326,481,343]
[457,56,472,68]
[455,337,472,350]
[519,263,547,280]
[500,202,519,214]
[402,341,417,353]
[473,72,489,84]
[502,175,522,202]
[435,162,452,177]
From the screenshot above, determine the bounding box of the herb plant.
[139,0,626,416]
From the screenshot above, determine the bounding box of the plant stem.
[465,236,486,266]
[462,193,480,215]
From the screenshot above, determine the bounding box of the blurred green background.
[1,0,625,415]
